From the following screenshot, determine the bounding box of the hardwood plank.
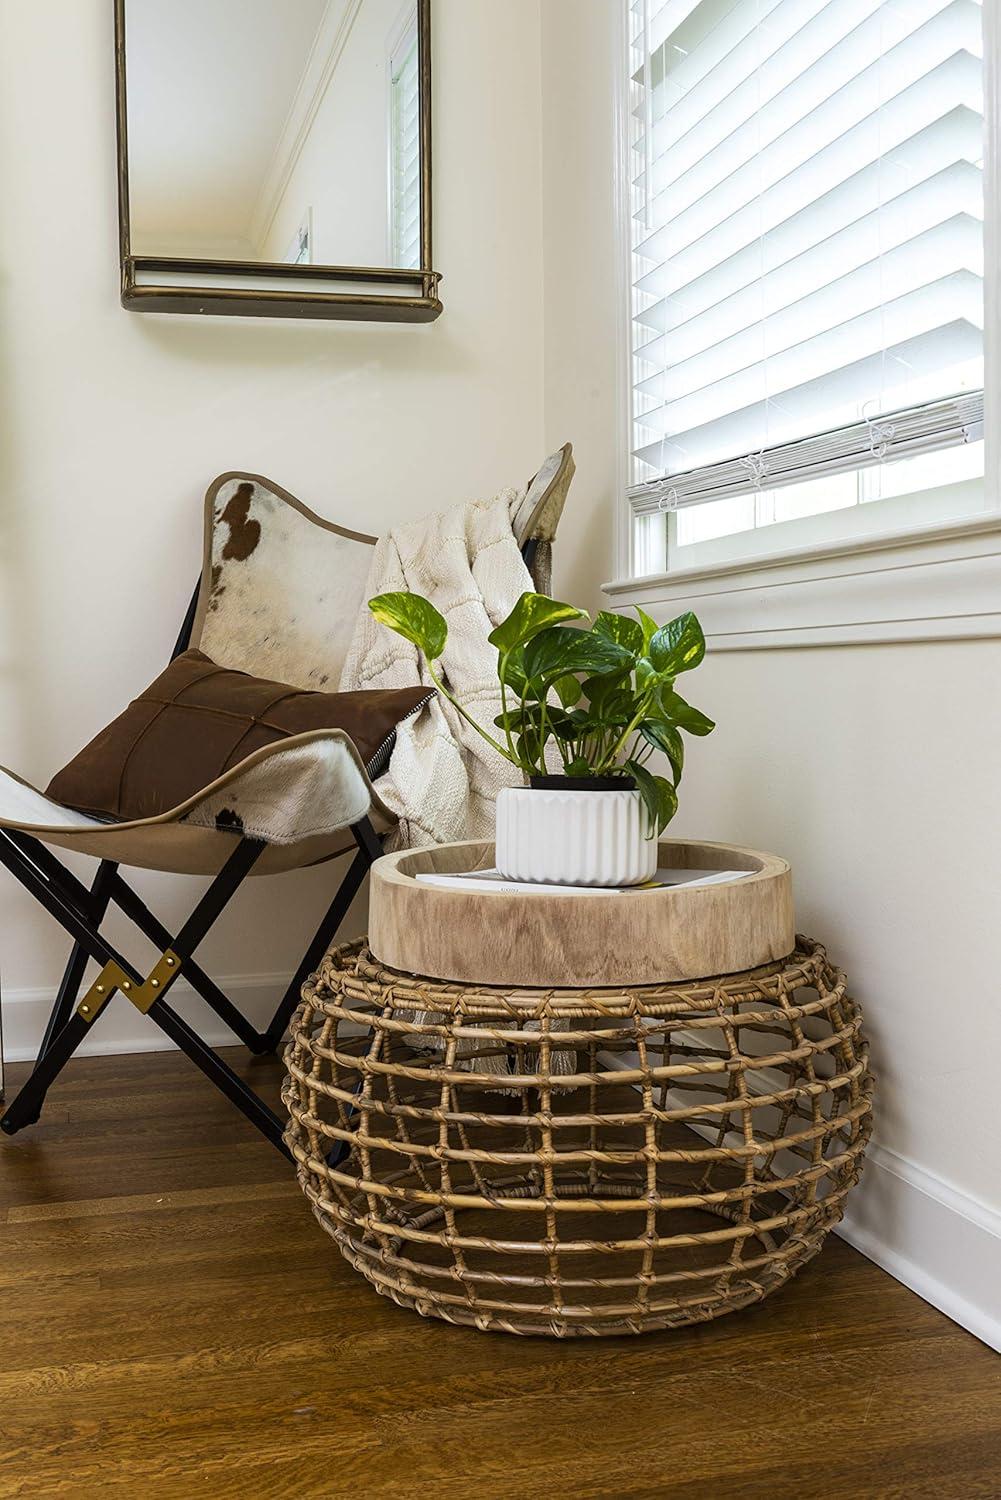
[0,1050,998,1499]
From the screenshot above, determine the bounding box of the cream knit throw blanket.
[340,486,531,848]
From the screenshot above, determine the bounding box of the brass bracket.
[76,951,182,1024]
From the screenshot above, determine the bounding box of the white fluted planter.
[494,783,657,887]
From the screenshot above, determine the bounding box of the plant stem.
[593,697,652,774]
[426,661,518,766]
[497,654,518,765]
[537,696,550,777]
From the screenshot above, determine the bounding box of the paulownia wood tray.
[368,838,793,987]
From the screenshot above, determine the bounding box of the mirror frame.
[113,0,441,321]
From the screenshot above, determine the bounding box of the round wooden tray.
[368,838,793,987]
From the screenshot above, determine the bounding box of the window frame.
[613,0,1001,592]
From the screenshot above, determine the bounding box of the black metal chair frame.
[0,522,545,1158]
[0,586,391,1161]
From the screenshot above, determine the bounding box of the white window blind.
[390,14,421,271]
[627,0,985,517]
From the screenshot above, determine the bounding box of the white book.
[414,867,753,896]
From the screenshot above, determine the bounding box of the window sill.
[603,510,1001,650]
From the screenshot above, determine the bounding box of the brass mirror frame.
[113,0,441,322]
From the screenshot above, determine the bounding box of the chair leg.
[0,822,383,1157]
[2,1011,97,1133]
[351,815,384,863]
[37,860,118,1063]
[0,832,285,1149]
[172,837,267,956]
[107,872,271,1054]
[261,839,375,1055]
[4,984,291,1155]
[147,998,290,1157]
[0,836,132,1135]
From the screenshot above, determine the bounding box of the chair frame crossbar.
[0,817,383,1157]
[0,579,387,1158]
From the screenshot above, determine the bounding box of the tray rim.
[369,838,795,986]
[374,837,790,899]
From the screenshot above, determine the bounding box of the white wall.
[0,0,545,1052]
[540,1,1001,1348]
[540,0,619,609]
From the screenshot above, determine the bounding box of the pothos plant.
[368,590,715,837]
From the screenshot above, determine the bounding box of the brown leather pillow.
[47,649,431,823]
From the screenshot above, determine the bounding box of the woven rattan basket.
[284,937,872,1337]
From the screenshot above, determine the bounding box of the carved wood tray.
[368,838,794,987]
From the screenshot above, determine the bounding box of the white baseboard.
[837,1143,1001,1354]
[1,972,289,1062]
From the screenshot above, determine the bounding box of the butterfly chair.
[0,446,574,1159]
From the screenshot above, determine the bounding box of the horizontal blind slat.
[633,124,981,302]
[636,270,981,441]
[635,216,982,386]
[635,0,960,185]
[631,0,789,94]
[637,23,981,255]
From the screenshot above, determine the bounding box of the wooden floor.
[0,1051,998,1500]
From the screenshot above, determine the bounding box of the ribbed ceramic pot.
[494,777,657,887]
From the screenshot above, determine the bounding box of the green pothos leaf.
[488,593,586,654]
[592,611,643,655]
[638,720,684,783]
[553,673,583,708]
[368,592,447,660]
[624,758,679,838]
[522,625,631,685]
[649,612,706,675]
[660,687,716,737]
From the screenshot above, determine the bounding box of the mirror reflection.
[124,0,423,271]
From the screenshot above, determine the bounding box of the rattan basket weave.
[284,937,872,1337]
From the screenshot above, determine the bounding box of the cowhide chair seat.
[0,449,574,1157]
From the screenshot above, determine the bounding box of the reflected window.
[284,210,312,266]
[389,10,421,270]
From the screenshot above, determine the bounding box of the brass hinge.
[76,951,183,1024]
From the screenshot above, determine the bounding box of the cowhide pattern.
[180,737,371,845]
[197,478,375,693]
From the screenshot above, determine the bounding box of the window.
[283,211,312,266]
[389,9,421,270]
[626,0,986,575]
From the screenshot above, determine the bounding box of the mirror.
[115,0,440,321]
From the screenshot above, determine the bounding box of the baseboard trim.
[837,1143,1001,1354]
[1,972,290,1063]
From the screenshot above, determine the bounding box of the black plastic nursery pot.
[529,775,637,792]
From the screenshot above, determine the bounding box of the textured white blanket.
[339,486,533,847]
